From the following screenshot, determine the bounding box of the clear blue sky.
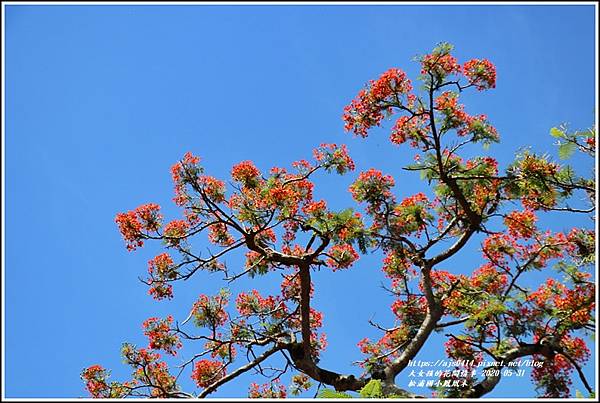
[4,4,596,398]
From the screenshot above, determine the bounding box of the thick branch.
[383,308,443,383]
[384,260,443,382]
[464,343,554,397]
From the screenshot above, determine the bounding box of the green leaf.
[577,129,594,138]
[550,127,565,138]
[317,389,354,398]
[558,141,576,160]
[359,379,383,398]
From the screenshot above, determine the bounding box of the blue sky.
[4,4,596,398]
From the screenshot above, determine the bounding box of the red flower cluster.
[357,327,411,366]
[382,250,414,279]
[566,228,595,261]
[236,290,284,317]
[343,68,413,137]
[244,250,272,276]
[390,193,432,236]
[470,263,507,294]
[463,59,496,90]
[390,115,430,147]
[198,175,226,203]
[172,152,201,180]
[208,222,235,246]
[121,345,176,397]
[192,294,229,329]
[205,339,237,361]
[349,169,396,213]
[560,335,591,363]
[191,359,225,388]
[435,91,469,129]
[421,51,460,77]
[290,373,312,395]
[504,209,537,239]
[229,164,315,220]
[528,278,565,307]
[115,203,162,251]
[391,295,427,326]
[163,219,189,245]
[248,379,287,398]
[585,136,595,148]
[371,68,413,99]
[302,199,327,216]
[313,143,355,174]
[508,153,560,210]
[231,160,261,187]
[525,277,594,333]
[326,244,359,270]
[531,335,590,398]
[268,184,296,206]
[171,152,201,206]
[135,203,162,231]
[428,269,460,294]
[81,365,110,398]
[147,253,176,300]
[531,353,572,397]
[481,233,517,267]
[400,192,429,208]
[142,316,182,356]
[553,285,595,327]
[444,337,483,364]
[458,114,499,142]
[434,91,499,142]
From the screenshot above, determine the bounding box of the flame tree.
[82,43,596,398]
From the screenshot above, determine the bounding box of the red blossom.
[192,293,229,329]
[343,68,412,137]
[146,253,177,300]
[236,290,284,317]
[390,115,429,147]
[121,345,176,397]
[463,59,496,90]
[382,250,414,279]
[313,143,355,174]
[205,339,237,361]
[115,203,162,251]
[470,263,507,294]
[81,365,110,398]
[191,360,225,388]
[349,169,396,213]
[208,222,235,246]
[391,295,427,325]
[444,337,483,364]
[198,175,226,202]
[421,52,460,77]
[302,199,327,216]
[248,379,287,398]
[163,220,189,245]
[171,152,202,206]
[504,209,538,239]
[142,316,182,356]
[231,160,261,187]
[326,244,359,270]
